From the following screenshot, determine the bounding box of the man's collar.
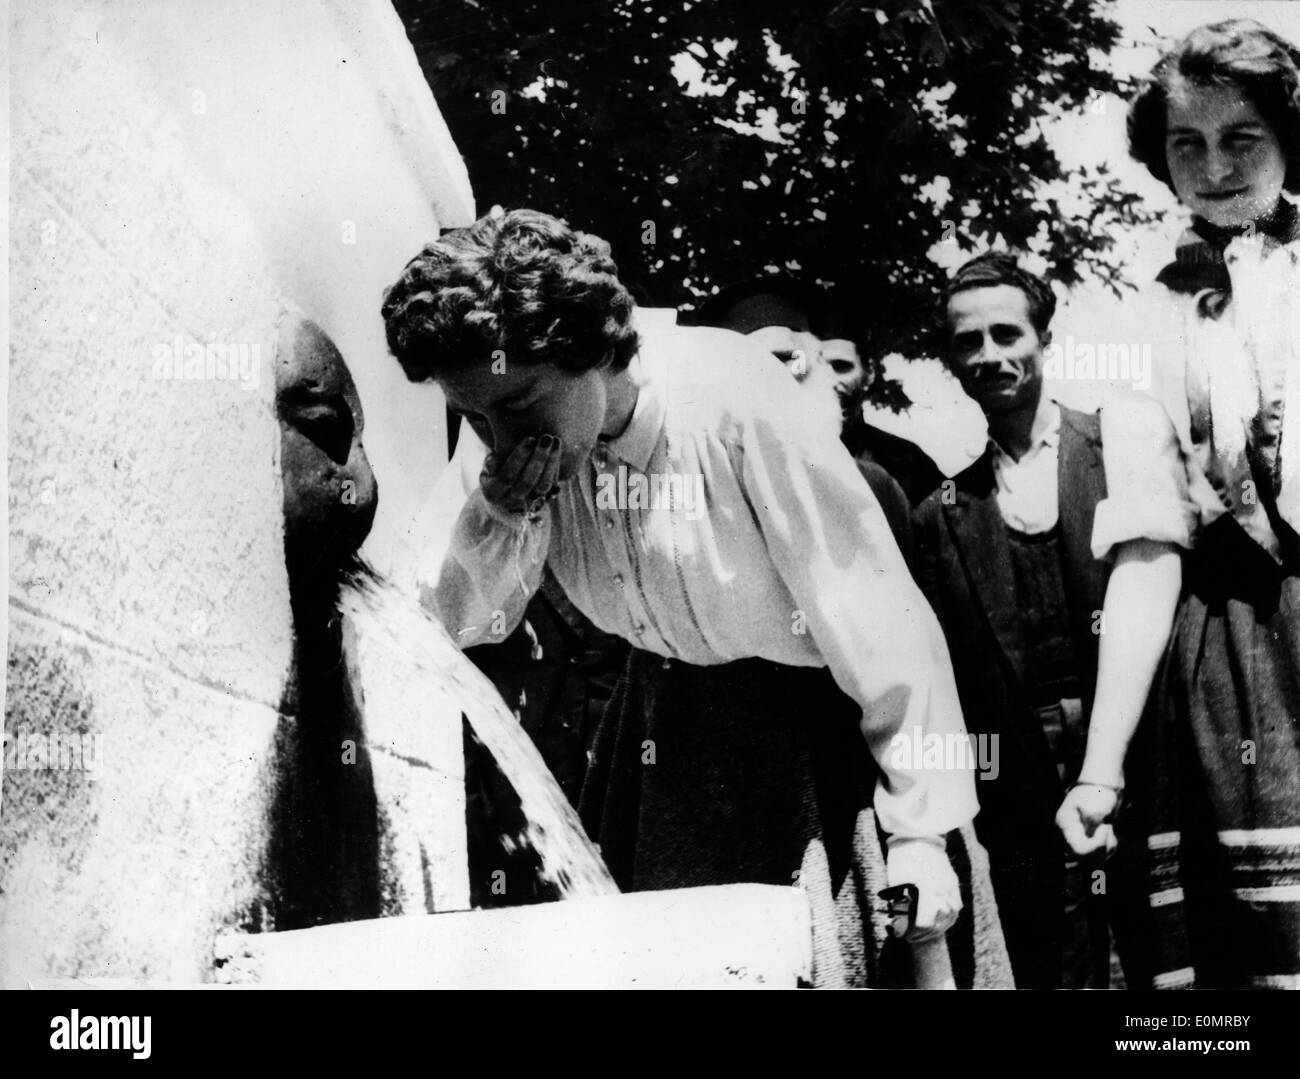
[1031,395,1062,449]
[989,396,1060,462]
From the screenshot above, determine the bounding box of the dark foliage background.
[394,0,1156,387]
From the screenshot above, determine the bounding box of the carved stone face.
[275,317,378,595]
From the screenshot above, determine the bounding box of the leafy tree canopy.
[396,0,1155,385]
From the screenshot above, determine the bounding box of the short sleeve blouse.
[1092,214,1300,564]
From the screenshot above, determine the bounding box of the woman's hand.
[480,434,563,517]
[886,837,962,942]
[1056,784,1120,856]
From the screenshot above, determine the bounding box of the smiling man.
[912,252,1150,989]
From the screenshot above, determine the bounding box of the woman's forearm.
[1080,538,1182,785]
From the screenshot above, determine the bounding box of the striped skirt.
[1143,515,1300,989]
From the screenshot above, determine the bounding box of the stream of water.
[338,563,619,900]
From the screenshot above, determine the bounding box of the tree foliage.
[395,0,1156,376]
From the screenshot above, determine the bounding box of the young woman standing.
[1059,19,1300,989]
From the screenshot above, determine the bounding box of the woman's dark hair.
[381,208,640,382]
[942,252,1056,343]
[1128,19,1300,194]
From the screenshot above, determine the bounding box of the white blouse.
[422,310,977,841]
[1092,227,1300,564]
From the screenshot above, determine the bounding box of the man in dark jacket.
[913,253,1149,989]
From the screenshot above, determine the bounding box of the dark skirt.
[1142,515,1300,989]
[578,648,1014,988]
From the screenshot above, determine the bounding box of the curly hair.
[942,252,1056,344]
[1128,19,1300,194]
[380,209,640,382]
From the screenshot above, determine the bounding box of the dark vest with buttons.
[913,406,1109,860]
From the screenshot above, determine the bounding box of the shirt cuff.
[874,759,979,841]
[478,493,537,530]
[1091,495,1197,562]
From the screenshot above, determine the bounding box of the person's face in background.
[276,318,378,592]
[944,285,1048,418]
[437,358,611,481]
[1165,81,1287,229]
[819,337,867,426]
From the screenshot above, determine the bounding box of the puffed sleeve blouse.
[1092,207,1300,565]
[422,309,978,841]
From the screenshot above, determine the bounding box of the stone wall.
[3,0,474,984]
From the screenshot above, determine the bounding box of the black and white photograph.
[2,0,1299,1053]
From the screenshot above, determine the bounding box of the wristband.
[886,833,948,852]
[1071,779,1124,795]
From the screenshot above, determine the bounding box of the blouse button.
[604,517,616,530]
[634,623,646,636]
[613,573,625,586]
